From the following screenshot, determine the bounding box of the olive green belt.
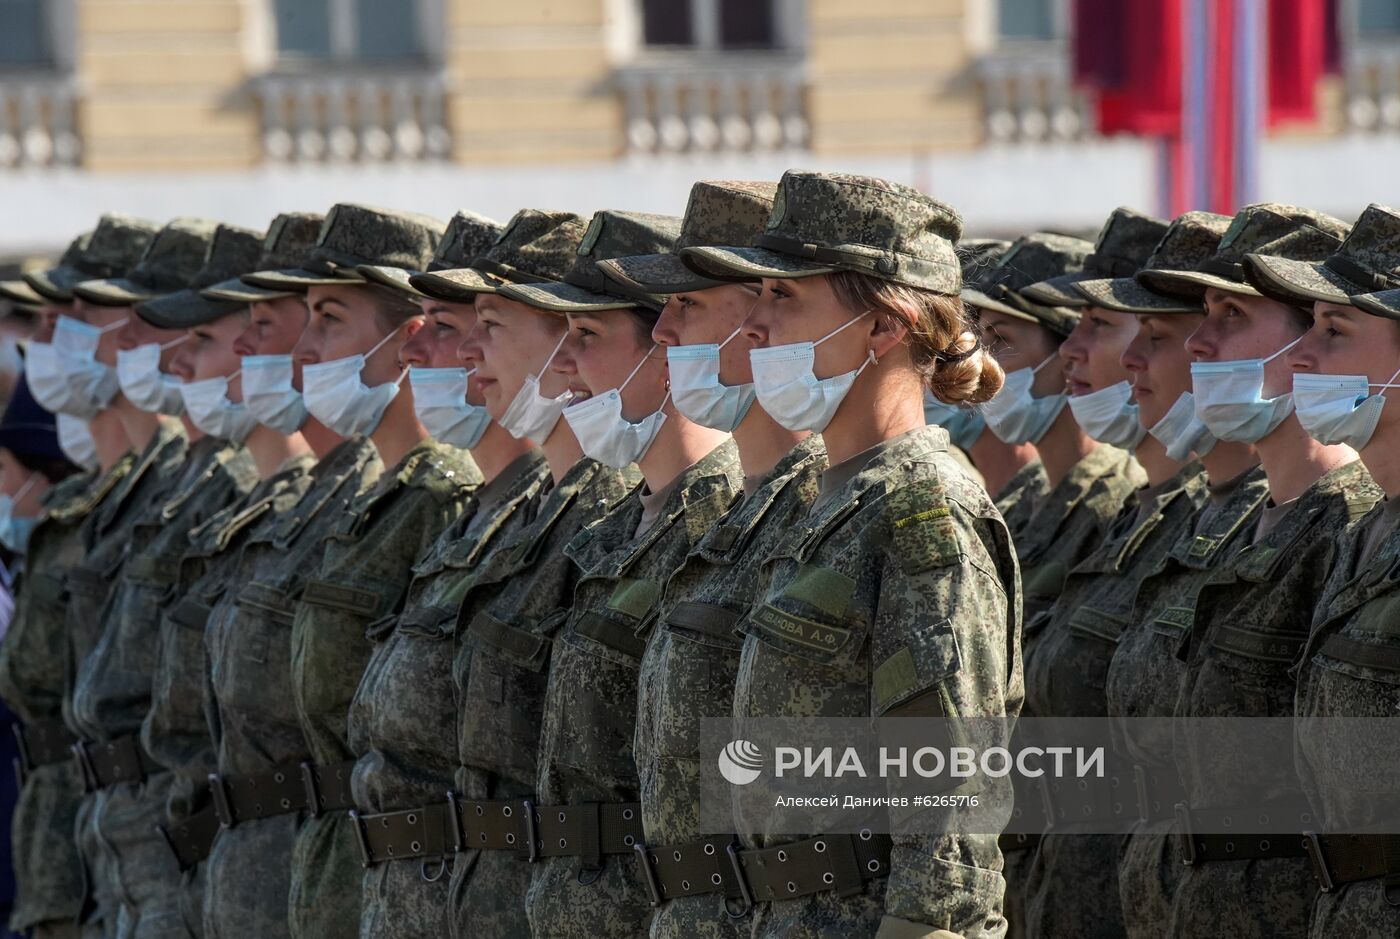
[1303,832,1400,896]
[1174,801,1313,865]
[12,717,77,785]
[208,758,356,827]
[72,734,162,791]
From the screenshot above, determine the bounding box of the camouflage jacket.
[636,436,825,846]
[994,459,1050,540]
[453,458,639,801]
[730,426,1021,932]
[293,439,479,768]
[142,453,318,821]
[1024,463,1207,718]
[348,451,549,813]
[71,435,256,744]
[1176,460,1379,811]
[205,437,381,778]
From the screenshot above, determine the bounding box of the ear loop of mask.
[368,317,421,388]
[1264,335,1304,364]
[536,330,569,378]
[815,310,878,378]
[621,343,670,411]
[10,474,38,505]
[159,335,189,351]
[97,318,129,335]
[1371,363,1400,398]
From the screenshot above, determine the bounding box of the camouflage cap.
[498,211,682,314]
[598,180,777,295]
[358,209,503,296]
[962,233,1094,337]
[1140,203,1350,300]
[26,215,159,303]
[410,209,591,302]
[1244,203,1400,310]
[1075,211,1233,314]
[679,169,964,295]
[1349,288,1400,321]
[202,212,325,303]
[0,278,43,306]
[136,224,265,328]
[1022,208,1169,307]
[74,218,220,306]
[241,203,445,291]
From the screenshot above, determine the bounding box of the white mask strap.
[1032,352,1061,374]
[718,321,747,350]
[618,344,657,394]
[1262,335,1304,365]
[814,310,871,347]
[159,335,188,351]
[534,330,569,378]
[12,474,38,503]
[97,317,128,335]
[1374,363,1400,398]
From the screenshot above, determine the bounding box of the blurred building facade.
[0,0,1398,252]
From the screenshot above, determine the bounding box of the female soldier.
[1248,208,1400,939]
[682,169,1018,938]
[501,209,742,938]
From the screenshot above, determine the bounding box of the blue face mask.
[667,323,757,433]
[0,475,40,554]
[1190,337,1302,444]
[1292,367,1400,450]
[923,393,986,451]
[409,366,492,449]
[1148,392,1216,461]
[981,353,1067,445]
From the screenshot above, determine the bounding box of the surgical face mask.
[923,393,986,451]
[0,475,40,554]
[1148,392,1217,461]
[563,345,668,469]
[301,328,408,438]
[1190,337,1301,443]
[28,316,124,419]
[497,331,572,444]
[1067,380,1146,450]
[749,313,875,434]
[116,337,188,415]
[409,366,492,449]
[56,413,98,471]
[982,354,1067,445]
[1292,366,1400,449]
[667,323,757,433]
[242,354,308,434]
[180,371,258,443]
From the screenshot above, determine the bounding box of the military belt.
[1133,764,1186,825]
[634,832,893,912]
[209,758,355,828]
[12,717,78,785]
[300,759,356,818]
[998,832,1041,855]
[1173,802,1312,865]
[72,734,162,792]
[1303,832,1400,899]
[157,805,221,871]
[1038,771,1133,830]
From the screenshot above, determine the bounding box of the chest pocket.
[572,578,661,663]
[223,581,298,716]
[743,564,862,668]
[1022,560,1068,602]
[645,602,745,760]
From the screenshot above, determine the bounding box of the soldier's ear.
[400,317,427,339]
[869,305,910,361]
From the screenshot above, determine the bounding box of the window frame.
[994,0,1069,42]
[629,0,803,54]
[0,0,75,71]
[268,0,444,69]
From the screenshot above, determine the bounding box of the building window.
[0,0,51,67]
[273,0,426,63]
[639,0,784,51]
[996,0,1062,40]
[1357,0,1400,33]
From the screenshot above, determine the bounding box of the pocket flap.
[747,603,855,660]
[168,597,213,631]
[665,601,742,642]
[1066,606,1129,644]
[235,581,296,622]
[574,611,647,659]
[467,611,551,669]
[1319,633,1400,673]
[302,579,382,618]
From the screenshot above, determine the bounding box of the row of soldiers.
[0,167,1396,939]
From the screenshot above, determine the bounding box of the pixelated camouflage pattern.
[286,440,479,939]
[1167,460,1378,938]
[242,204,446,289]
[409,209,592,302]
[1019,464,1206,939]
[428,211,505,271]
[1074,207,1232,314]
[74,219,222,305]
[597,180,778,294]
[201,437,381,939]
[26,215,160,302]
[1140,202,1352,300]
[349,452,549,939]
[526,441,741,939]
[0,470,102,931]
[679,170,965,295]
[963,233,1094,336]
[1245,202,1400,308]
[200,213,326,303]
[993,460,1050,542]
[636,436,825,939]
[730,426,1020,939]
[447,459,639,939]
[1022,207,1170,308]
[137,224,267,328]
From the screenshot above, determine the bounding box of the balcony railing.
[1345,40,1400,131]
[253,69,452,164]
[0,73,80,168]
[616,52,808,155]
[975,40,1095,143]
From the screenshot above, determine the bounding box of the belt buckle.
[633,843,662,906]
[208,774,235,829]
[1133,765,1150,825]
[724,843,755,919]
[521,799,539,863]
[348,810,372,868]
[1302,832,1334,892]
[445,791,464,854]
[72,741,97,792]
[299,762,322,819]
[1173,802,1197,866]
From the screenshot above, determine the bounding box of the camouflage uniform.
[1020,464,1206,939]
[1168,461,1378,937]
[526,441,741,938]
[992,461,1048,540]
[636,436,825,939]
[287,440,478,939]
[448,458,638,939]
[201,437,381,939]
[0,470,103,936]
[349,452,546,938]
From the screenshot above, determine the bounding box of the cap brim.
[1020,272,1092,308]
[962,288,1080,336]
[72,277,163,306]
[1074,277,1203,315]
[136,289,246,329]
[1136,269,1260,300]
[23,266,83,303]
[408,268,503,303]
[961,287,1031,320]
[0,279,43,305]
[200,276,297,303]
[240,267,366,291]
[1244,254,1358,307]
[598,254,724,295]
[679,245,837,282]
[497,281,646,314]
[1351,289,1400,321]
[355,265,426,298]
